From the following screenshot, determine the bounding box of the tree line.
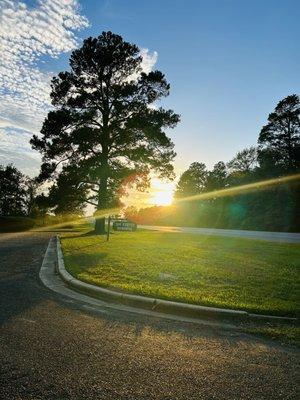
[125,95,300,232]
[0,164,81,231]
[0,31,299,232]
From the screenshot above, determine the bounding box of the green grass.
[244,324,300,347]
[61,230,300,317]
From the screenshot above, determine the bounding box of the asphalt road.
[139,225,300,243]
[0,231,299,400]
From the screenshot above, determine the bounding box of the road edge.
[56,235,297,323]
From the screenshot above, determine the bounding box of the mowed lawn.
[61,230,300,317]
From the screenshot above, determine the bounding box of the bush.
[58,224,75,229]
[0,216,35,232]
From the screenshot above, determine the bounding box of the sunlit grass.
[61,230,300,317]
[244,324,300,346]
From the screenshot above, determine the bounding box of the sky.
[0,0,299,183]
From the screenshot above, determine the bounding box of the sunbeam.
[175,173,300,203]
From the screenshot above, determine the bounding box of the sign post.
[106,216,137,242]
[106,215,111,242]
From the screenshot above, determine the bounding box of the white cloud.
[140,48,158,74]
[0,0,88,174]
[0,0,88,131]
[0,127,41,176]
[128,48,158,85]
[0,1,159,177]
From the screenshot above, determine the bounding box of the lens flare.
[29,173,299,232]
[176,173,300,203]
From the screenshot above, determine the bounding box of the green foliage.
[227,146,257,174]
[206,161,227,190]
[47,172,87,216]
[0,216,35,232]
[33,214,90,229]
[128,182,299,232]
[258,94,300,173]
[31,31,179,213]
[0,164,28,216]
[244,324,300,347]
[175,162,207,198]
[61,230,300,317]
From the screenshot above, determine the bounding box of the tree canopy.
[0,164,27,216]
[175,162,207,199]
[258,94,300,173]
[227,146,257,174]
[206,161,227,190]
[31,31,179,231]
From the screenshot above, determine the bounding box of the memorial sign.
[112,220,137,231]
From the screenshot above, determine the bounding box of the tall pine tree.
[258,94,299,174]
[31,31,179,233]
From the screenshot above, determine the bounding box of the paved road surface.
[0,232,299,399]
[140,225,300,243]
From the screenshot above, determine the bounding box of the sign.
[112,220,137,231]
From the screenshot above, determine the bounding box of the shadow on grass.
[62,229,100,239]
[62,230,116,240]
[33,229,84,233]
[66,252,108,270]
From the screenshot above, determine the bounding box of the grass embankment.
[61,230,300,318]
[0,215,92,233]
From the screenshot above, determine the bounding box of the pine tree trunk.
[94,162,108,235]
[94,137,110,235]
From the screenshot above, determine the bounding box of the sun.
[148,179,175,206]
[150,191,173,206]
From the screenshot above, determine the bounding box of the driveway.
[0,231,298,399]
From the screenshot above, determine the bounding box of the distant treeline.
[0,164,83,232]
[125,183,299,232]
[126,95,300,232]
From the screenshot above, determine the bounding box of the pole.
[106,215,111,241]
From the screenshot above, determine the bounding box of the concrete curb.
[56,236,298,323]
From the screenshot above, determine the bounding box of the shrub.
[0,216,35,232]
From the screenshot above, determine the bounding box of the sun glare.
[149,179,175,206]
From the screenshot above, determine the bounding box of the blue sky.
[0,0,299,177]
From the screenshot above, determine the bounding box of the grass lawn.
[61,230,300,317]
[244,324,300,347]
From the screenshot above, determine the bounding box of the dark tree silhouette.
[206,161,227,190]
[258,94,300,173]
[227,146,257,175]
[23,177,38,217]
[175,162,207,198]
[47,172,87,216]
[0,164,27,216]
[31,31,179,233]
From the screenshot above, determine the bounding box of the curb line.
[56,235,298,323]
